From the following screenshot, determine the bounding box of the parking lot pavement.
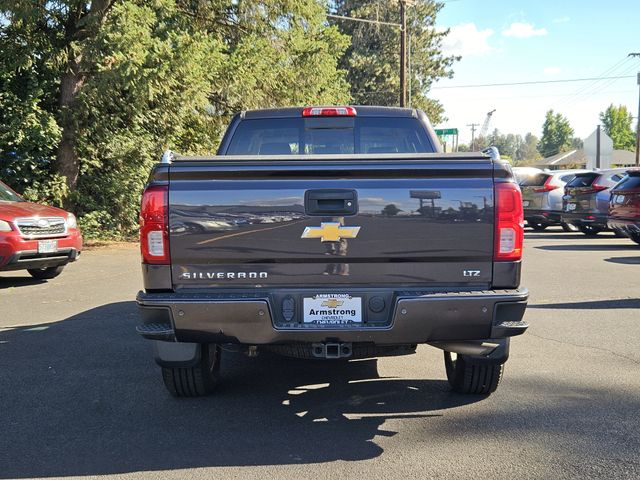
[1,230,639,480]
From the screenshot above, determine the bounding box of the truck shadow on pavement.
[0,301,481,478]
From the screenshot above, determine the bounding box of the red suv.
[608,170,640,245]
[0,180,82,279]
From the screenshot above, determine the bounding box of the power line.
[355,88,637,99]
[561,62,640,109]
[553,57,632,108]
[326,13,400,28]
[431,75,636,90]
[326,4,408,107]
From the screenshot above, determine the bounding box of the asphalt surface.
[1,230,639,479]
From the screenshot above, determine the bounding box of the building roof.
[535,148,638,169]
[611,149,638,166]
[535,149,585,168]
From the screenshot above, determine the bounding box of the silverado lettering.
[180,271,268,280]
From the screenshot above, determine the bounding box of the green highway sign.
[435,128,458,136]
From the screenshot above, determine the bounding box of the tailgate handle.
[305,189,358,216]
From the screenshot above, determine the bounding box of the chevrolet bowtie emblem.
[301,222,361,242]
[321,299,344,308]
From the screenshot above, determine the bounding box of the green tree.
[330,0,457,123]
[515,133,541,164]
[571,137,584,150]
[600,104,635,151]
[485,129,524,161]
[538,110,573,158]
[382,204,402,216]
[0,0,351,237]
[0,0,119,197]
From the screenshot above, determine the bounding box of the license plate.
[566,203,577,211]
[303,294,362,325]
[522,200,530,207]
[38,239,58,253]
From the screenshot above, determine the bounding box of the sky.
[429,0,640,145]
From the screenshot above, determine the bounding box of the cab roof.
[241,106,418,119]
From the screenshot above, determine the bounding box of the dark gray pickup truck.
[136,106,528,397]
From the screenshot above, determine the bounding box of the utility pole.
[596,124,601,169]
[630,53,640,167]
[407,27,412,107]
[467,123,479,150]
[399,0,407,107]
[327,6,408,107]
[636,72,640,166]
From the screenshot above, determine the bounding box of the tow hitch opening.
[312,342,352,359]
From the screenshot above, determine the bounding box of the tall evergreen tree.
[330,0,457,123]
[538,110,573,158]
[0,0,351,236]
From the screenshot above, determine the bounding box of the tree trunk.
[56,54,84,198]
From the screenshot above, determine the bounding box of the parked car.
[561,168,629,236]
[0,180,82,279]
[519,169,588,231]
[608,169,640,245]
[512,166,543,185]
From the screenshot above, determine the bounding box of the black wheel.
[162,344,221,397]
[27,266,64,280]
[630,233,640,245]
[562,222,578,232]
[578,225,603,236]
[444,351,503,395]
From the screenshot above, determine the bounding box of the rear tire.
[27,266,64,280]
[161,344,221,397]
[578,225,603,236]
[529,222,548,231]
[444,351,503,395]
[562,222,578,232]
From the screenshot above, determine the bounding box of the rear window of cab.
[225,117,436,155]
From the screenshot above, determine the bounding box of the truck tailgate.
[168,157,495,288]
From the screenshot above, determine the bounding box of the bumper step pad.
[491,319,528,337]
[136,323,175,341]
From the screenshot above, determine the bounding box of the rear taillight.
[533,176,559,193]
[580,175,607,194]
[588,182,608,193]
[140,184,169,264]
[302,106,357,117]
[494,182,524,262]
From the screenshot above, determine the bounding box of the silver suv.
[519,169,589,231]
